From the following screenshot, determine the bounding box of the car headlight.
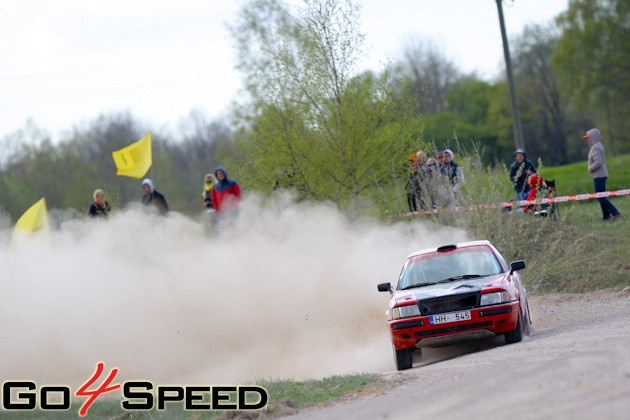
[480,291,509,306]
[392,304,421,319]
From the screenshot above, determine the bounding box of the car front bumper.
[389,301,520,350]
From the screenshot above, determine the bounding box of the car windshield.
[398,248,504,290]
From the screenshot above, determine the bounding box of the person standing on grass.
[585,128,621,220]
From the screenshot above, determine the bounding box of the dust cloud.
[0,195,468,387]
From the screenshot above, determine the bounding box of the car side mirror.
[510,260,526,274]
[377,282,393,293]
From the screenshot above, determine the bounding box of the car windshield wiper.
[401,282,437,290]
[437,274,484,283]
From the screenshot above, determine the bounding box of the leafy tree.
[554,0,630,153]
[413,78,504,166]
[487,80,517,159]
[229,0,421,218]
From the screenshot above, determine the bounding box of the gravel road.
[281,288,630,420]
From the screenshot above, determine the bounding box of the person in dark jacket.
[89,189,111,218]
[211,167,241,226]
[142,178,169,215]
[509,148,537,200]
[406,153,421,212]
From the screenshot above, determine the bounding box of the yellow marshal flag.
[112,132,152,178]
[10,197,51,248]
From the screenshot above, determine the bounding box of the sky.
[0,0,569,143]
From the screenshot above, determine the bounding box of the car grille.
[418,292,479,315]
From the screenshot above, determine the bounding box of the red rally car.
[378,240,531,370]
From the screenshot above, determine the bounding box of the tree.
[229,0,420,218]
[553,0,630,153]
[512,23,568,165]
[398,37,460,115]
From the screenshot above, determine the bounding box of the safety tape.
[390,189,630,217]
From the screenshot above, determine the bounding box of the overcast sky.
[0,0,568,142]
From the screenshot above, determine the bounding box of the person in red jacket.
[211,167,241,228]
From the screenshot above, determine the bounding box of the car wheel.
[523,303,532,336]
[504,310,523,344]
[393,345,413,370]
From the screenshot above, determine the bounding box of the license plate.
[429,311,471,325]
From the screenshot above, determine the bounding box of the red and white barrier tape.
[390,189,630,217]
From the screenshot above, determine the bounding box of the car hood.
[394,273,506,305]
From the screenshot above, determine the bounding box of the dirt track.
[281,289,630,420]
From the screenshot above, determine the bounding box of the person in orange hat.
[585,128,620,220]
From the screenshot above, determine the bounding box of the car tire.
[523,303,532,336]
[393,345,413,370]
[504,310,523,344]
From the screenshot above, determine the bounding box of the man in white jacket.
[585,128,621,220]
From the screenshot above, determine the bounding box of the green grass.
[0,374,377,420]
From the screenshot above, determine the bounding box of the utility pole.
[496,0,524,150]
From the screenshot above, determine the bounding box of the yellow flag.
[11,197,51,248]
[112,132,152,178]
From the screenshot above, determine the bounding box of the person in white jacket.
[585,128,621,220]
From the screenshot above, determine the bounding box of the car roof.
[406,240,494,260]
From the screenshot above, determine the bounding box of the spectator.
[406,153,421,212]
[211,167,241,226]
[414,150,432,210]
[203,173,218,225]
[440,149,465,204]
[509,148,536,200]
[424,157,440,208]
[436,151,445,168]
[426,157,439,174]
[416,150,427,166]
[585,128,621,220]
[89,189,110,218]
[142,178,169,215]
